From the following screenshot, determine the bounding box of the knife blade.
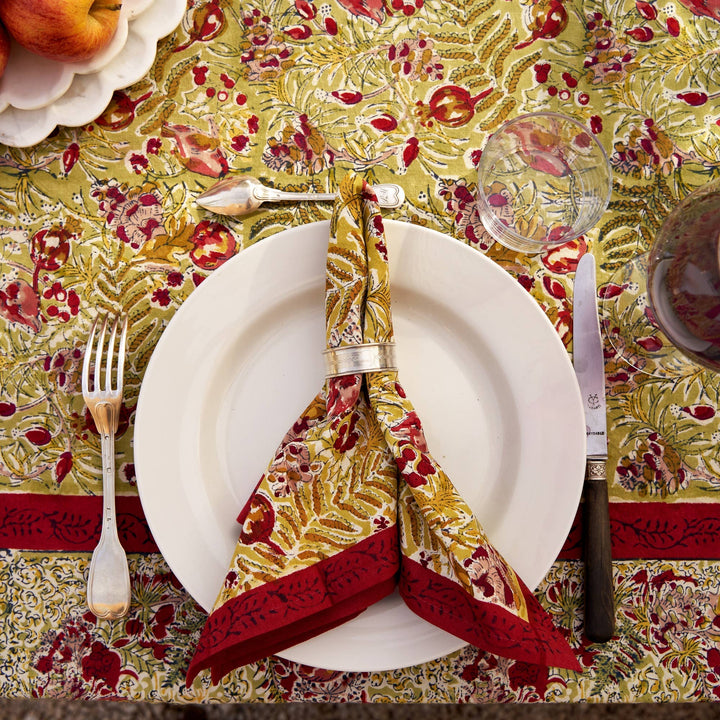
[573,252,615,643]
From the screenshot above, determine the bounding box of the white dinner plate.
[134,220,586,672]
[0,0,185,147]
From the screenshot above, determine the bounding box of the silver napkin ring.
[324,342,397,377]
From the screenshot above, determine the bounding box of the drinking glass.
[476,111,612,253]
[604,178,720,377]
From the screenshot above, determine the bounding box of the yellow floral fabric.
[0,0,719,703]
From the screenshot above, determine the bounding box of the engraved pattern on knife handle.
[583,458,615,644]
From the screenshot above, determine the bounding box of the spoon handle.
[254,185,337,203]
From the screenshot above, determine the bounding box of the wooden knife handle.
[583,459,615,643]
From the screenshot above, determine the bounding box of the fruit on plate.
[0,0,122,63]
[0,22,9,79]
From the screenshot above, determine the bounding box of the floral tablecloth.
[1,0,720,703]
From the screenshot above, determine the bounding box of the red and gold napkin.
[186,174,580,685]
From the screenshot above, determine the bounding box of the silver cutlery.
[195,175,405,216]
[82,313,131,620]
[573,252,614,643]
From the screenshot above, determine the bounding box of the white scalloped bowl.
[0,0,185,147]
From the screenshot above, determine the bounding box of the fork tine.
[94,314,108,395]
[82,315,100,397]
[105,315,119,392]
[115,314,129,395]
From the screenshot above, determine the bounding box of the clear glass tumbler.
[476,111,612,253]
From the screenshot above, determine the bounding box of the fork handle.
[99,427,119,539]
[94,402,120,537]
[87,404,130,620]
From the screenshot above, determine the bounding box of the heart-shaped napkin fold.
[186,174,580,685]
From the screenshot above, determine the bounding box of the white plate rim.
[134,219,586,672]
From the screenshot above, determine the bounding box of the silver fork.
[82,313,131,620]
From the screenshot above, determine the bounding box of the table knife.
[573,252,615,643]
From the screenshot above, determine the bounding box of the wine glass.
[604,178,720,377]
[476,111,612,253]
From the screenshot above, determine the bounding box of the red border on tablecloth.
[0,493,158,552]
[1,494,720,560]
[558,501,720,560]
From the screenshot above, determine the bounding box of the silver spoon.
[195,175,405,216]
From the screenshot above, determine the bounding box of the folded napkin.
[187,174,580,685]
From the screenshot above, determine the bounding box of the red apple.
[0,23,9,79]
[0,0,122,63]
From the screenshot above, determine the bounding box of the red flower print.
[26,427,52,446]
[370,113,398,132]
[0,279,41,332]
[542,238,587,273]
[267,442,320,496]
[108,188,164,250]
[31,223,74,275]
[337,0,385,23]
[192,65,208,84]
[542,275,567,300]
[161,123,229,177]
[637,335,663,352]
[616,431,688,497]
[677,91,708,106]
[387,34,443,82]
[95,90,152,131]
[636,0,658,19]
[151,604,176,640]
[515,0,568,49]
[394,445,435,487]
[231,134,250,152]
[285,24,312,39]
[62,142,80,173]
[174,1,226,52]
[583,13,637,85]
[263,114,335,175]
[81,641,122,692]
[401,137,420,169]
[534,62,551,83]
[416,85,494,128]
[127,152,149,174]
[508,661,550,695]
[333,410,361,452]
[626,26,654,41]
[681,405,716,421]
[438,178,490,248]
[327,374,361,416]
[391,411,428,451]
[0,401,16,417]
[43,346,83,392]
[295,0,317,19]
[54,451,73,484]
[151,288,171,307]
[238,493,284,554]
[331,90,364,105]
[677,0,720,21]
[238,11,294,81]
[189,220,238,270]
